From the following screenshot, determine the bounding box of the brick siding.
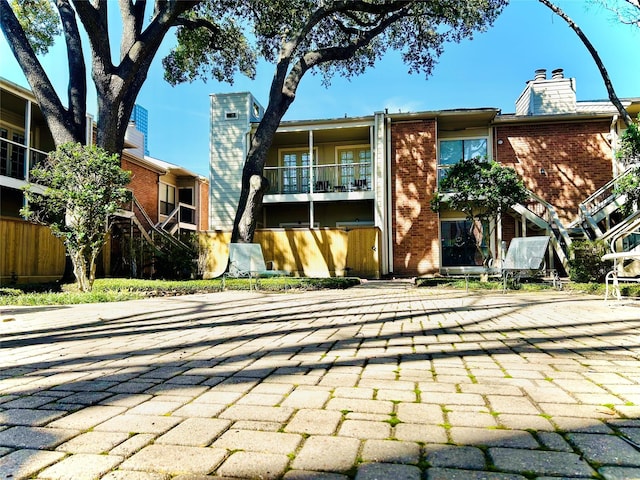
[391,120,440,276]
[495,120,612,224]
[122,157,160,224]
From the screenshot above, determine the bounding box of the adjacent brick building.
[210,69,640,278]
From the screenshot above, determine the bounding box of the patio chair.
[501,236,558,291]
[222,243,291,290]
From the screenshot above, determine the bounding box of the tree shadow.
[1,287,639,478]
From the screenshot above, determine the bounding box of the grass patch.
[415,277,617,297]
[0,276,361,306]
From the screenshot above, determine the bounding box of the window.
[159,184,176,215]
[438,138,487,182]
[440,219,489,267]
[281,149,310,193]
[0,127,26,179]
[336,146,371,190]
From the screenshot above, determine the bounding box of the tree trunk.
[70,248,90,292]
[230,90,295,243]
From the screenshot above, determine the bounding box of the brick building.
[210,69,640,278]
[0,77,209,283]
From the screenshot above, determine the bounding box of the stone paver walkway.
[2,282,640,479]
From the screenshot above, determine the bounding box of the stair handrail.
[131,195,192,251]
[158,202,196,231]
[579,164,637,219]
[524,190,572,248]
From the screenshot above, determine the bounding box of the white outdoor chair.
[501,236,558,291]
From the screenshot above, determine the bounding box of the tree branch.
[0,0,81,143]
[56,0,87,131]
[72,0,114,74]
[538,0,633,126]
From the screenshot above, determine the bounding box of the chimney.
[534,69,547,81]
[516,68,576,116]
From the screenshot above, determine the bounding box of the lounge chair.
[222,243,291,290]
[502,236,559,290]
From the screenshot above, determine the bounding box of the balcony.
[0,136,48,181]
[264,161,372,195]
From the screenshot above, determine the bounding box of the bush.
[568,240,610,283]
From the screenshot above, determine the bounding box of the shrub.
[568,240,610,283]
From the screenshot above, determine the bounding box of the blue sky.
[1,0,638,177]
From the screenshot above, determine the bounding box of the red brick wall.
[391,120,439,276]
[121,157,160,225]
[495,120,612,224]
[198,178,209,231]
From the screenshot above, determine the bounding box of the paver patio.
[2,281,640,479]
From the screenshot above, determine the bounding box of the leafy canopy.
[164,0,507,87]
[9,0,61,55]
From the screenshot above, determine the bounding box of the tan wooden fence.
[1,217,66,285]
[198,227,380,279]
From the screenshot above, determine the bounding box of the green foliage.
[614,119,640,213]
[164,0,507,87]
[430,157,529,265]
[568,240,611,283]
[152,234,199,280]
[163,5,256,85]
[616,120,640,164]
[10,0,61,54]
[0,277,361,306]
[21,143,131,292]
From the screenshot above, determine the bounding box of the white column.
[24,99,32,180]
[309,130,315,228]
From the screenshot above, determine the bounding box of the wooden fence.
[0,217,66,285]
[198,227,380,279]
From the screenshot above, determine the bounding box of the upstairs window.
[336,146,371,191]
[438,138,487,183]
[159,184,176,215]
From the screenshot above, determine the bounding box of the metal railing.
[579,165,636,219]
[0,136,48,180]
[264,161,372,195]
[159,202,197,234]
[511,190,572,271]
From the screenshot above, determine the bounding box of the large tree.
[164,0,508,243]
[0,0,252,154]
[3,0,506,245]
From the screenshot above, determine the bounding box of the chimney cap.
[534,69,547,81]
[551,68,564,79]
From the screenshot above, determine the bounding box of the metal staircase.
[112,195,194,278]
[512,165,640,277]
[511,190,572,273]
[572,165,635,239]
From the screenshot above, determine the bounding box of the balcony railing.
[0,136,49,181]
[264,162,372,195]
[159,202,197,234]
